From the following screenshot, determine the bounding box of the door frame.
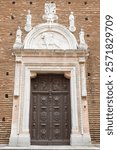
[23,66,79,145]
[9,50,91,146]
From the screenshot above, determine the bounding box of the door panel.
[30,74,71,145]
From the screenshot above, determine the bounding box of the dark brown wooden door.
[30,74,71,145]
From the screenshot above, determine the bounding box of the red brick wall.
[0,0,100,144]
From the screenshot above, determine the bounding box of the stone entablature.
[12,49,89,57]
[9,49,91,146]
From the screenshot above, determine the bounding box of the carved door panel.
[30,74,71,145]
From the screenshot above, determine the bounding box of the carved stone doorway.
[30,74,71,145]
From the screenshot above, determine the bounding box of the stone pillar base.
[9,135,18,147]
[82,134,91,145]
[70,134,91,146]
[17,133,30,146]
[9,133,30,147]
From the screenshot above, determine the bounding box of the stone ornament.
[69,12,76,32]
[25,10,32,32]
[42,2,58,23]
[12,3,90,51]
[79,29,88,50]
[13,26,23,49]
[40,32,64,49]
[23,23,78,49]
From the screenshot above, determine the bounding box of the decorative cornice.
[12,49,89,58]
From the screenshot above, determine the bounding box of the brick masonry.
[0,0,100,144]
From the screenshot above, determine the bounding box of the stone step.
[0,145,100,150]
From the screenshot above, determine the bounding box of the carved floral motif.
[42,3,58,23]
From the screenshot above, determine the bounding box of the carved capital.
[16,56,22,63]
[79,57,86,63]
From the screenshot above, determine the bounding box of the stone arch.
[24,23,78,49]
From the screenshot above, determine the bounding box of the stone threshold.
[0,145,100,150]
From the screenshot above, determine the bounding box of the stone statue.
[79,29,85,44]
[69,12,76,32]
[16,26,22,43]
[13,26,23,49]
[25,10,32,32]
[42,3,58,23]
[79,29,88,50]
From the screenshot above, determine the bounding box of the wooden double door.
[30,74,71,145]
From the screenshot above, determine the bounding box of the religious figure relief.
[42,2,58,23]
[69,12,76,32]
[25,10,32,32]
[79,29,88,50]
[40,33,63,49]
[13,26,23,49]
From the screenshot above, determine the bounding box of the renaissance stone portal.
[9,2,91,146]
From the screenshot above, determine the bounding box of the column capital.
[16,56,22,63]
[79,57,86,63]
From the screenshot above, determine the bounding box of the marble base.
[70,134,91,146]
[9,135,18,147]
[9,133,30,147]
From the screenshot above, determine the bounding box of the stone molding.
[9,50,91,146]
[13,49,89,57]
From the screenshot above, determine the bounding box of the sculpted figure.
[79,29,88,50]
[69,12,76,32]
[79,29,85,44]
[16,26,22,43]
[13,26,23,49]
[25,10,32,32]
[27,10,32,25]
[69,12,74,27]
